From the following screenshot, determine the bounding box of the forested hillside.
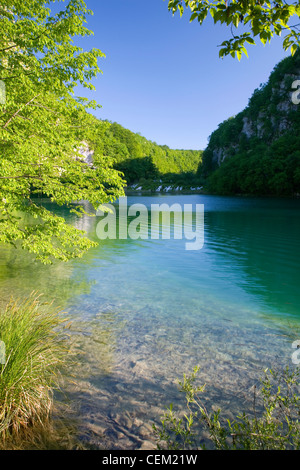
[198,51,300,196]
[90,120,203,191]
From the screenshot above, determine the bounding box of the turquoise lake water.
[0,194,300,449]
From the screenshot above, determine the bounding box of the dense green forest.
[90,119,204,191]
[198,51,300,196]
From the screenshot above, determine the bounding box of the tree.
[167,0,300,59]
[0,0,125,263]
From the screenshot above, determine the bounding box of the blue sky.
[75,0,290,150]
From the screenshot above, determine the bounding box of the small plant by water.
[0,293,70,446]
[153,365,300,450]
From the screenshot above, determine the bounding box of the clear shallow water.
[0,194,300,449]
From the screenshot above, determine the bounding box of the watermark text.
[96,197,204,251]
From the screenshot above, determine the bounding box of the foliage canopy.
[0,0,125,263]
[167,0,300,59]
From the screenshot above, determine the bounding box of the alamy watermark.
[0,81,6,105]
[96,197,204,251]
[291,80,300,105]
[0,341,5,365]
[291,340,300,365]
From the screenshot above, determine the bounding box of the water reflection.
[204,202,300,318]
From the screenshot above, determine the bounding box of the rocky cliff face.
[241,74,299,138]
[77,141,94,166]
[201,52,300,176]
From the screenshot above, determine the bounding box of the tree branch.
[0,175,43,180]
[0,43,17,52]
[3,95,40,128]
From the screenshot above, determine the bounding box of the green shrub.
[153,366,300,450]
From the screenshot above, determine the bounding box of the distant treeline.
[90,120,203,187]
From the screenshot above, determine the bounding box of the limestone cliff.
[200,52,300,179]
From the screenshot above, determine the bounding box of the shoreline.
[125,187,300,199]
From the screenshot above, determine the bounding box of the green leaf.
[291,44,298,56]
[245,36,255,45]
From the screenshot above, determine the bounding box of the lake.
[0,194,300,449]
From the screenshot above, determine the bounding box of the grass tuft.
[0,292,69,443]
